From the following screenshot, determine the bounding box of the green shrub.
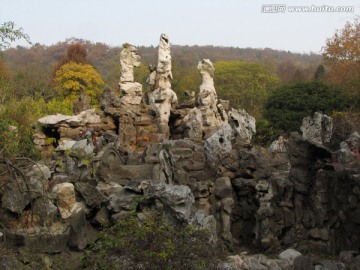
[0,96,73,159]
[263,81,347,133]
[254,117,281,146]
[83,210,220,270]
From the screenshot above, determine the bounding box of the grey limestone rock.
[145,183,194,223]
[301,112,333,145]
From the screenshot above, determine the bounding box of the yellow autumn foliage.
[54,62,105,106]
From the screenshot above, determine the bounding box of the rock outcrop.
[1,33,359,269]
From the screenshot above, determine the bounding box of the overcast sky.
[1,0,359,53]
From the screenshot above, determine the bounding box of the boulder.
[32,197,58,226]
[108,187,142,212]
[279,248,302,263]
[268,136,287,155]
[228,108,256,143]
[2,177,30,214]
[68,210,99,250]
[52,182,76,219]
[37,114,72,125]
[242,256,267,270]
[74,182,107,209]
[145,183,194,223]
[68,138,95,167]
[92,206,111,227]
[33,132,46,147]
[300,112,333,145]
[56,139,77,151]
[204,123,233,168]
[26,164,51,180]
[66,109,101,127]
[183,107,203,139]
[192,210,217,244]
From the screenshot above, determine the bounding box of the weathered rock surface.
[197,59,225,132]
[204,123,233,168]
[197,59,217,109]
[182,107,203,139]
[2,176,31,214]
[119,43,141,83]
[74,182,107,209]
[108,187,142,212]
[52,182,76,219]
[301,112,333,145]
[192,210,218,244]
[228,108,256,143]
[39,109,101,127]
[145,183,194,223]
[157,33,172,79]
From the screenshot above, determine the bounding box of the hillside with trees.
[0,19,359,157]
[3,39,321,93]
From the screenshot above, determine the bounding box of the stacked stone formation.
[119,43,143,106]
[150,34,178,138]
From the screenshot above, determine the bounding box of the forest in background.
[3,39,321,93]
[0,18,359,158]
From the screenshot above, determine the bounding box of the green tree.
[0,21,31,50]
[214,61,279,117]
[53,62,105,106]
[172,65,201,102]
[264,81,347,133]
[293,68,305,82]
[314,64,325,80]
